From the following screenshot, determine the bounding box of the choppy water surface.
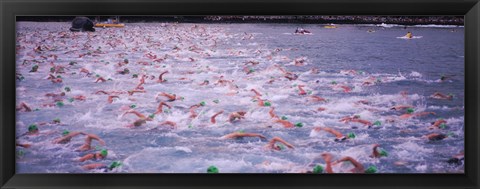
[16,22,464,173]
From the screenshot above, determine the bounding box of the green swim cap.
[238,130,245,133]
[354,115,361,119]
[56,75,62,78]
[373,121,381,126]
[95,74,100,78]
[439,123,447,129]
[347,132,356,139]
[277,144,286,150]
[69,61,77,65]
[53,118,61,123]
[62,130,70,136]
[100,149,108,157]
[307,90,313,95]
[68,98,75,102]
[376,78,382,83]
[130,104,136,108]
[50,67,55,72]
[295,122,303,128]
[248,68,255,73]
[109,161,122,170]
[204,80,209,83]
[148,114,155,119]
[207,165,219,173]
[200,101,206,106]
[365,166,377,173]
[56,101,64,107]
[28,124,38,132]
[132,74,138,78]
[64,87,71,92]
[281,116,288,120]
[213,99,220,104]
[406,108,414,114]
[124,59,129,63]
[331,81,337,85]
[313,165,324,173]
[263,101,272,107]
[379,149,388,157]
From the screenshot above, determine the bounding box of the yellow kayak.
[95,23,125,28]
[324,25,337,29]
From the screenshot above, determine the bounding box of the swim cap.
[62,130,70,136]
[379,149,388,157]
[56,101,64,107]
[109,161,122,170]
[277,144,286,150]
[132,74,138,78]
[148,114,155,119]
[53,118,61,123]
[406,108,414,114]
[96,74,100,78]
[354,115,360,119]
[347,132,356,139]
[28,124,38,132]
[295,122,303,128]
[207,165,219,173]
[307,90,312,95]
[68,98,75,102]
[313,165,324,173]
[56,75,62,78]
[50,67,55,72]
[200,101,206,106]
[373,121,381,126]
[100,149,108,157]
[281,116,288,120]
[365,166,377,173]
[213,99,220,104]
[439,123,447,129]
[130,104,136,108]
[124,59,129,63]
[204,80,209,83]
[238,130,245,133]
[263,101,272,107]
[64,87,71,92]
[331,81,337,85]
[69,61,77,65]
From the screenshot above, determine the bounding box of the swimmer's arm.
[78,154,95,162]
[270,137,294,149]
[82,163,106,170]
[86,134,106,146]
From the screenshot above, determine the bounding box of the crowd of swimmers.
[15,21,464,173]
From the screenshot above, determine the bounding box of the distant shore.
[17,16,464,25]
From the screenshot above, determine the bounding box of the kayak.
[397,36,423,39]
[95,23,125,28]
[324,25,337,29]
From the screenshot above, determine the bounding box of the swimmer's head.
[56,101,65,107]
[200,101,206,106]
[379,149,388,157]
[207,165,219,173]
[28,124,38,133]
[62,130,70,136]
[64,87,71,92]
[353,115,360,119]
[295,122,303,128]
[100,149,108,158]
[373,121,381,126]
[133,119,146,127]
[313,165,323,173]
[263,101,272,107]
[109,161,122,170]
[347,132,356,139]
[406,108,414,114]
[365,166,377,173]
[53,118,61,123]
[281,116,288,120]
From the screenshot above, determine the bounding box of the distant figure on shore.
[70,17,95,32]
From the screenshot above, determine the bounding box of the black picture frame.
[1,0,479,188]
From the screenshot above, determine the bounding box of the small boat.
[95,23,125,28]
[324,24,337,29]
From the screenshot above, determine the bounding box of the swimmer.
[370,144,388,158]
[107,96,119,104]
[16,102,32,112]
[52,131,85,144]
[228,111,247,122]
[313,127,351,141]
[340,115,372,128]
[77,133,106,151]
[94,77,107,83]
[390,105,415,111]
[297,85,307,95]
[158,121,177,129]
[399,109,436,119]
[266,137,294,151]
[73,95,87,101]
[16,143,32,148]
[221,132,267,140]
[122,109,152,121]
[189,104,200,118]
[269,107,278,119]
[199,80,209,86]
[78,149,108,162]
[154,101,172,115]
[424,133,448,141]
[320,153,334,173]
[332,156,365,173]
[157,71,169,83]
[245,60,260,66]
[273,118,294,128]
[210,110,224,124]
[447,151,464,165]
[82,161,121,171]
[309,95,327,103]
[429,119,447,129]
[156,92,180,102]
[431,92,453,100]
[250,89,262,97]
[127,89,146,96]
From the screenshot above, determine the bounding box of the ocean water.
[15,22,464,173]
